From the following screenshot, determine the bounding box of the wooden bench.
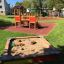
[14,15,38,28]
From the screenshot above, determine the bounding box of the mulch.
[4,22,56,36]
[39,17,64,20]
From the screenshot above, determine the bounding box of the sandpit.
[4,36,58,57]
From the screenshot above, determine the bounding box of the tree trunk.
[38,0,43,16]
[57,10,61,17]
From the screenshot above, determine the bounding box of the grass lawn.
[42,19,64,48]
[0,15,14,23]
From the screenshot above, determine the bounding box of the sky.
[6,0,23,6]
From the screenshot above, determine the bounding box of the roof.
[13,5,24,9]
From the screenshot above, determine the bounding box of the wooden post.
[17,9,19,15]
[19,8,21,16]
[19,8,21,26]
[14,9,16,15]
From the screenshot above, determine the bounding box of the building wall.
[0,0,10,15]
[0,0,6,15]
[4,0,10,15]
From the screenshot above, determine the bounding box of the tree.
[55,0,64,11]
[30,0,43,15]
[44,0,64,16]
[15,2,22,6]
[15,0,31,8]
[22,0,31,8]
[44,0,64,10]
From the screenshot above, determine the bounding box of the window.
[0,0,1,2]
[0,6,2,8]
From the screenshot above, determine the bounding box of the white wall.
[0,0,6,15]
[0,0,10,15]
